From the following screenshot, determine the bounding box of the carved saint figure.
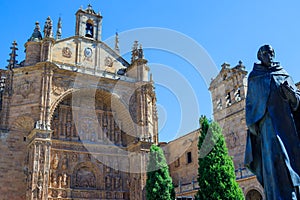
[51,154,59,170]
[51,172,57,187]
[36,171,43,199]
[245,45,300,199]
[61,154,68,170]
[58,175,62,188]
[62,173,68,186]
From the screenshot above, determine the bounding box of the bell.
[85,29,93,38]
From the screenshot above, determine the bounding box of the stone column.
[26,128,52,200]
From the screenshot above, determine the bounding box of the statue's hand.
[280,81,299,110]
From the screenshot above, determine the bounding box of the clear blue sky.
[1,0,300,142]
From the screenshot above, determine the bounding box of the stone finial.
[114,32,120,54]
[28,21,43,42]
[43,16,53,38]
[56,17,62,40]
[131,41,139,62]
[86,4,96,15]
[138,44,144,59]
[7,41,18,70]
[236,60,245,70]
[221,62,230,69]
[131,41,145,63]
[132,40,138,50]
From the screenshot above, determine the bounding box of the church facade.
[0,5,158,200]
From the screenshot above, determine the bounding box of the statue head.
[257,45,275,67]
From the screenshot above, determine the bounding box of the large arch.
[49,88,135,146]
[48,88,78,124]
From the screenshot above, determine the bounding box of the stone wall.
[164,130,199,198]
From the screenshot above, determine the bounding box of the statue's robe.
[245,63,300,200]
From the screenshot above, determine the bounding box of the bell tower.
[209,61,248,169]
[75,4,103,41]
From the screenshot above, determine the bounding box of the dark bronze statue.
[245,45,300,199]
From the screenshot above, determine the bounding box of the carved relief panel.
[52,75,74,96]
[26,136,52,200]
[50,92,123,145]
[12,76,40,104]
[48,150,130,199]
[49,153,70,188]
[75,166,96,188]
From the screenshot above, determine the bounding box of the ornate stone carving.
[15,79,35,98]
[52,76,73,96]
[60,190,67,198]
[104,56,113,68]
[51,189,58,198]
[39,146,45,171]
[78,117,97,141]
[75,167,96,188]
[11,115,34,133]
[62,47,72,58]
[51,116,59,139]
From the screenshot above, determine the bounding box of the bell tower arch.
[75,4,103,41]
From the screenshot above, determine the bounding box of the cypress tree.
[146,144,175,200]
[195,116,244,200]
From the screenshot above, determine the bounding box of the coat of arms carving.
[62,47,72,58]
[104,56,113,68]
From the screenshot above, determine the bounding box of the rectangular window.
[187,152,192,164]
